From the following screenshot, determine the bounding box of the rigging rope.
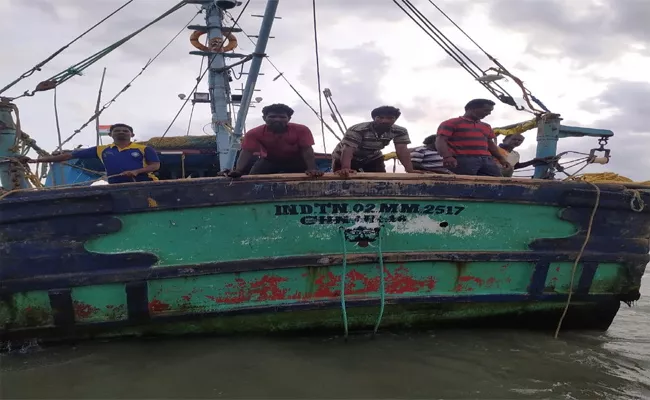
[0,0,135,96]
[95,68,108,145]
[324,90,346,137]
[53,88,63,151]
[186,33,209,136]
[162,0,251,138]
[311,0,327,153]
[392,0,518,109]
[54,9,202,151]
[327,89,348,131]
[429,0,549,113]
[52,87,64,186]
[393,0,548,113]
[13,1,187,101]
[224,12,342,141]
[426,0,492,59]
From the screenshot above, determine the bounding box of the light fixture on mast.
[193,92,211,104]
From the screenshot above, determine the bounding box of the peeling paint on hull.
[0,175,647,342]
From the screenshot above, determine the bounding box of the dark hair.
[371,106,401,119]
[464,99,495,111]
[503,133,525,144]
[423,135,436,145]
[262,103,294,117]
[110,123,133,133]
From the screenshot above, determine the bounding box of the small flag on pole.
[98,125,111,136]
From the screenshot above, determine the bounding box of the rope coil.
[629,190,645,213]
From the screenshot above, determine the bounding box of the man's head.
[110,123,134,142]
[371,106,401,132]
[464,99,495,121]
[423,134,437,150]
[262,103,294,133]
[501,133,525,150]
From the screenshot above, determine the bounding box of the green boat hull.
[0,174,647,342]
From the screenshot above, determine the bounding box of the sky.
[1,0,649,180]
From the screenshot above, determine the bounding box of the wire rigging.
[161,0,251,138]
[425,0,492,57]
[311,0,327,153]
[392,0,550,114]
[53,88,63,151]
[55,9,202,151]
[324,90,346,137]
[186,35,209,136]
[0,0,135,96]
[224,12,342,141]
[392,0,520,110]
[13,1,187,102]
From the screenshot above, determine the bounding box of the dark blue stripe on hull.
[1,177,648,224]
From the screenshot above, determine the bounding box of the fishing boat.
[0,0,648,344]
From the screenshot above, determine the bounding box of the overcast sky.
[2,0,649,180]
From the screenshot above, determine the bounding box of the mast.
[205,1,234,169]
[0,101,28,190]
[188,0,278,171]
[94,68,107,146]
[187,0,238,169]
[223,0,279,170]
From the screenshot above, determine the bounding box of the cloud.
[581,81,650,134]
[299,44,391,118]
[0,0,648,185]
[487,0,649,62]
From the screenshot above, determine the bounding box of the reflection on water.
[2,275,649,399]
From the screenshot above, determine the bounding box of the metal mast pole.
[223,0,279,170]
[94,67,107,146]
[203,2,234,170]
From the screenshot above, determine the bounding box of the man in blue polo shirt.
[26,123,160,184]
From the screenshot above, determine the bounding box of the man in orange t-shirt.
[228,104,323,177]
